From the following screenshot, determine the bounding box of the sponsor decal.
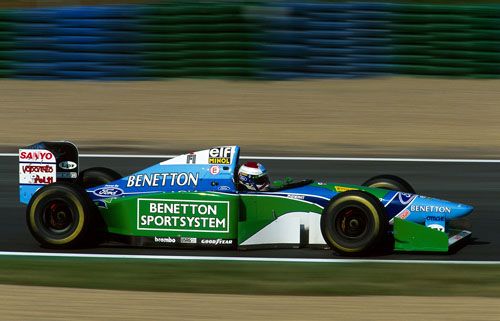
[287,194,305,200]
[335,186,357,192]
[397,192,415,205]
[201,238,233,245]
[208,147,232,164]
[30,175,54,184]
[58,161,77,170]
[19,163,56,184]
[397,209,411,220]
[426,214,445,232]
[138,199,230,232]
[154,236,176,244]
[186,153,196,164]
[317,182,327,186]
[427,224,445,232]
[426,215,445,221]
[126,172,198,188]
[57,172,78,179]
[19,149,55,163]
[453,231,470,239]
[21,164,54,174]
[93,187,124,198]
[218,186,231,191]
[411,206,451,214]
[181,237,197,244]
[209,165,220,175]
[385,192,417,220]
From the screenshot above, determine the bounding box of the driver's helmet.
[238,162,270,191]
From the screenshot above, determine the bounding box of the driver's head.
[238,162,270,191]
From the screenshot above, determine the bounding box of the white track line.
[0,251,499,264]
[2,153,500,163]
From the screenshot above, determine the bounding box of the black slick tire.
[361,174,415,194]
[26,182,98,249]
[320,190,388,256]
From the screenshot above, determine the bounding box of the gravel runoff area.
[1,78,500,158]
[2,77,499,318]
[1,285,500,321]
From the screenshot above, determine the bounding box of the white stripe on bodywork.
[240,212,325,246]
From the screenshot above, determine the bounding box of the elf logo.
[208,147,232,164]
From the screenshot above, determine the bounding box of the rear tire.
[76,167,122,244]
[362,174,415,194]
[76,167,122,189]
[26,182,98,249]
[321,190,388,256]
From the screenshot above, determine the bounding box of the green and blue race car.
[19,141,473,255]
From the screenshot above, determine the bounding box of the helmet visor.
[253,175,270,187]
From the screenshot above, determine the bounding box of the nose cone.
[448,202,474,220]
[405,195,473,223]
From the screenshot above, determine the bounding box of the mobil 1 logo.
[137,198,230,233]
[209,147,232,164]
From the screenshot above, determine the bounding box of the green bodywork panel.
[97,182,394,246]
[99,192,240,240]
[310,182,390,200]
[393,218,449,252]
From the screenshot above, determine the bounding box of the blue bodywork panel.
[87,146,240,207]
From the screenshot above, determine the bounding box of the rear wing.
[19,141,79,204]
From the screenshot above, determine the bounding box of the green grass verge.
[1,257,500,296]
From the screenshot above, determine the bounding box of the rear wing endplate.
[19,141,79,204]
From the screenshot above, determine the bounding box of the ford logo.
[59,161,77,170]
[93,187,124,197]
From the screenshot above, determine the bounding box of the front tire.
[26,182,98,249]
[362,174,415,194]
[320,190,389,256]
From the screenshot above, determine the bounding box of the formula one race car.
[19,141,473,256]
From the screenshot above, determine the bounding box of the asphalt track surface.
[2,155,499,261]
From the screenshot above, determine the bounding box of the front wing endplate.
[393,218,471,252]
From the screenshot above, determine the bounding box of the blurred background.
[1,0,500,158]
[2,1,500,319]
